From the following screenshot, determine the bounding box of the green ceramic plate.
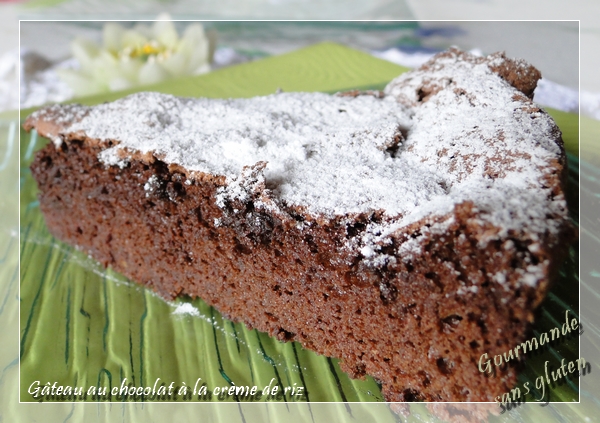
[18,43,582,420]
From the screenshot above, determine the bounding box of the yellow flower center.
[120,41,171,61]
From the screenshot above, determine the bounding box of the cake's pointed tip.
[24,112,65,147]
[23,103,91,147]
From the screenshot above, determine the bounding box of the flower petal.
[153,16,179,49]
[160,51,187,78]
[132,23,153,40]
[71,37,99,72]
[56,68,104,97]
[118,58,144,82]
[109,77,133,92]
[139,60,170,85]
[103,22,125,53]
[181,24,207,46]
[193,63,211,75]
[122,29,147,50]
[186,38,210,74]
[177,24,212,73]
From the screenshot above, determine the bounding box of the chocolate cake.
[25,48,574,403]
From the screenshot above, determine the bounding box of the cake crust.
[25,48,575,402]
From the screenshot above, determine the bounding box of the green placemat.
[17,42,583,421]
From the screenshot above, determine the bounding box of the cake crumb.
[172,302,200,317]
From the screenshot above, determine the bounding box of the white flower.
[58,15,214,97]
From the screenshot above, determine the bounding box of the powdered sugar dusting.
[28,49,570,288]
[172,302,200,317]
[61,91,451,219]
[377,49,567,245]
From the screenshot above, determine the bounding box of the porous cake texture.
[25,48,574,402]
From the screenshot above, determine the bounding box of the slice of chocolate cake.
[24,48,575,402]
